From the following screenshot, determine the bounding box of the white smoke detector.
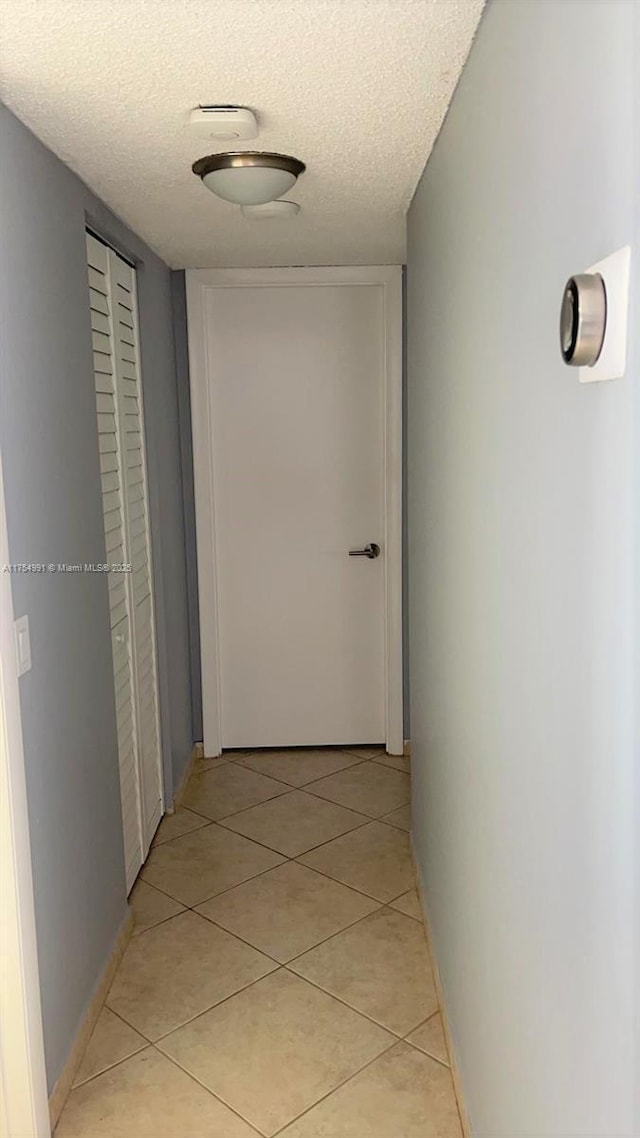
[187,106,259,142]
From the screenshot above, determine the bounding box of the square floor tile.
[382,803,411,831]
[159,970,393,1136]
[182,762,287,821]
[129,880,184,936]
[389,888,422,920]
[197,861,379,963]
[219,790,368,857]
[151,807,209,846]
[298,821,413,902]
[236,748,364,787]
[140,822,285,906]
[107,911,277,1040]
[407,1013,449,1065]
[290,908,437,1035]
[57,1047,260,1138]
[306,762,410,818]
[279,1042,462,1138]
[72,1009,146,1087]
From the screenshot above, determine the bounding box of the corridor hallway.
[55,747,463,1136]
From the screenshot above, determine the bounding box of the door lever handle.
[349,543,380,560]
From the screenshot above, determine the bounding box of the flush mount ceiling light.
[241,200,301,219]
[192,152,306,206]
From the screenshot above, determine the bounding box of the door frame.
[186,265,404,756]
[0,447,50,1138]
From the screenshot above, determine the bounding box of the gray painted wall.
[407,1,638,1134]
[171,271,203,744]
[0,103,193,1088]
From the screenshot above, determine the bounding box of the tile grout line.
[232,753,375,789]
[69,1006,148,1091]
[281,902,418,968]
[67,753,418,1130]
[69,788,447,1134]
[131,868,417,951]
[152,1042,271,1137]
[149,771,409,864]
[146,915,432,1055]
[279,959,432,1043]
[269,1036,401,1137]
[155,990,432,1138]
[191,751,374,795]
[195,899,383,968]
[144,902,425,1048]
[69,1037,271,1138]
[90,970,446,1106]
[108,965,286,1053]
[151,966,290,1047]
[269,1028,448,1137]
[215,808,373,860]
[128,896,420,994]
[130,910,431,1056]
[152,804,215,839]
[139,820,415,916]
[181,757,409,829]
[296,782,410,816]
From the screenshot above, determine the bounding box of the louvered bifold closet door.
[87,233,163,890]
[109,251,163,850]
[86,233,143,890]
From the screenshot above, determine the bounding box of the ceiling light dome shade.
[192,152,305,206]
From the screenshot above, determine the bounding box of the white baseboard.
[411,835,472,1138]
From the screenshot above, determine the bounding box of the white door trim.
[0,448,50,1138]
[186,265,404,757]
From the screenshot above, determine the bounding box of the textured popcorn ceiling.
[0,0,484,268]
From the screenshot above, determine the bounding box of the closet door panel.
[109,251,163,852]
[111,619,143,888]
[87,233,143,891]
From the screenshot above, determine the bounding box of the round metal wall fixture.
[192,151,306,206]
[560,272,607,366]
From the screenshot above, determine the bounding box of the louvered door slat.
[87,233,145,894]
[110,251,163,850]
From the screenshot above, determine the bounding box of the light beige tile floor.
[129,878,184,935]
[299,819,415,901]
[382,802,412,831]
[389,886,422,920]
[306,761,410,818]
[56,748,462,1138]
[406,1012,450,1066]
[289,907,438,1034]
[219,788,368,857]
[182,762,288,821]
[235,747,365,786]
[151,805,209,846]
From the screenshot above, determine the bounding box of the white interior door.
[87,233,163,889]
[188,269,403,752]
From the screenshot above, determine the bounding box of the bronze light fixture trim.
[192,151,306,178]
[192,151,306,206]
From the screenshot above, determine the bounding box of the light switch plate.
[580,245,631,383]
[14,614,31,676]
